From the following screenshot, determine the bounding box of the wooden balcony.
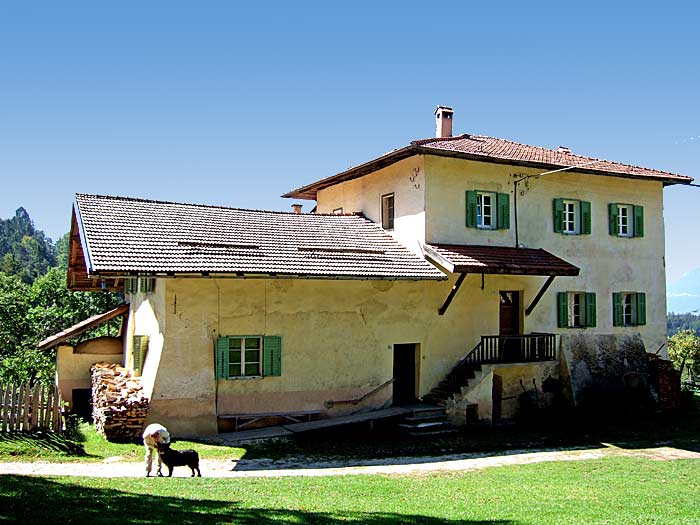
[464,333,557,367]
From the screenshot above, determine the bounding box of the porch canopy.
[37,304,129,351]
[423,243,580,315]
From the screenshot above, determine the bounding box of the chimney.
[291,204,303,214]
[434,105,454,138]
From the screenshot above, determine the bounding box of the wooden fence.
[0,382,64,433]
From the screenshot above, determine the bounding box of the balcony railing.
[464,333,557,367]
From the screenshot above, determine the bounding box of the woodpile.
[91,362,149,441]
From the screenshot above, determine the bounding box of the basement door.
[393,343,418,406]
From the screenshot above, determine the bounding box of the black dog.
[156,442,202,477]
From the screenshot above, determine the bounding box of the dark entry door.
[393,344,417,406]
[499,291,521,361]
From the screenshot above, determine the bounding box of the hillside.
[0,208,58,283]
[668,268,700,314]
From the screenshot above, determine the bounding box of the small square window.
[333,207,343,214]
[228,336,261,377]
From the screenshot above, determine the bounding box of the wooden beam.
[525,275,556,316]
[438,273,467,316]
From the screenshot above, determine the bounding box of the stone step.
[406,427,459,437]
[398,420,448,429]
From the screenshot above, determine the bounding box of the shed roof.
[37,304,129,350]
[72,194,446,282]
[424,243,580,276]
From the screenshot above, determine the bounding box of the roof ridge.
[75,193,368,218]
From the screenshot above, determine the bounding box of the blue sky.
[1,2,698,282]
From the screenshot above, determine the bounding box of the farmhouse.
[46,107,693,436]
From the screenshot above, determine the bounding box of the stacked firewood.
[91,362,149,441]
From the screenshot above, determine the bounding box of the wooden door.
[499,291,521,361]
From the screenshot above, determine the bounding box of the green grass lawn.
[0,457,698,524]
[0,422,245,462]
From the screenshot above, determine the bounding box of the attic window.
[297,246,386,255]
[178,241,260,250]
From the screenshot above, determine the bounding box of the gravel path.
[0,445,698,478]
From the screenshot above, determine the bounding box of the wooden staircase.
[422,343,483,407]
[422,333,557,407]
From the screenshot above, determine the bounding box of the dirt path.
[0,445,698,478]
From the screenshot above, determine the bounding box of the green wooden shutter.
[216,337,229,379]
[612,293,623,327]
[133,335,149,374]
[633,206,644,238]
[125,278,138,294]
[557,292,568,328]
[636,292,646,325]
[497,193,510,230]
[465,191,477,228]
[608,203,619,236]
[553,199,565,233]
[585,292,596,328]
[580,201,591,234]
[263,336,282,377]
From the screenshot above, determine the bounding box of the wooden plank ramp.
[214,407,411,444]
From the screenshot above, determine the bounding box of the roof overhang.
[67,207,124,292]
[37,304,129,350]
[424,243,580,276]
[282,142,693,200]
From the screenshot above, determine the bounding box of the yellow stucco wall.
[423,155,668,355]
[316,156,426,255]
[56,342,123,408]
[135,272,579,435]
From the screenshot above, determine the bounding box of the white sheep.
[142,423,171,477]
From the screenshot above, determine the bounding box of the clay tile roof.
[284,134,692,200]
[424,243,580,276]
[413,134,691,183]
[74,194,446,281]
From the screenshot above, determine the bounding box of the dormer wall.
[316,155,427,255]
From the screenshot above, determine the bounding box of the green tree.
[0,268,122,385]
[668,330,700,382]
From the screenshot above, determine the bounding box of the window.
[381,193,394,230]
[477,192,495,229]
[613,292,646,326]
[609,203,644,238]
[216,335,282,379]
[466,190,510,229]
[333,207,343,214]
[553,199,591,235]
[557,292,596,328]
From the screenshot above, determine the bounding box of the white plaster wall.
[316,156,426,255]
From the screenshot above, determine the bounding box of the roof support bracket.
[438,272,467,316]
[525,275,556,317]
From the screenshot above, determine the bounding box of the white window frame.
[617,204,633,237]
[227,336,262,378]
[621,292,636,327]
[381,193,395,230]
[477,191,496,229]
[567,292,585,328]
[562,200,580,234]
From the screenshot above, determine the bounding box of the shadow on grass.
[0,475,516,525]
[235,403,700,465]
[0,431,88,457]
